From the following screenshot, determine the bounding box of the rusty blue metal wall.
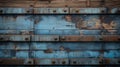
[0,8,120,65]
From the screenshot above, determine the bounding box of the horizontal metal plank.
[0,42,120,50]
[0,8,119,14]
[0,58,119,65]
[0,1,120,8]
[0,35,120,42]
[0,15,120,36]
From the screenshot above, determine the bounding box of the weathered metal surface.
[0,7,120,65]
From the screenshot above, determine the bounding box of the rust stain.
[34,19,40,24]
[75,10,79,13]
[102,21,117,33]
[14,44,17,50]
[63,9,67,13]
[102,35,119,41]
[62,61,66,64]
[102,21,116,29]
[52,61,56,64]
[76,18,87,29]
[44,48,53,53]
[13,15,17,21]
[25,37,29,41]
[65,15,72,22]
[53,10,57,13]
[94,19,102,29]
[59,46,65,51]
[20,31,30,35]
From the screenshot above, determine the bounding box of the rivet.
[61,37,65,40]
[25,38,29,41]
[99,37,103,40]
[53,10,56,13]
[101,10,105,13]
[118,60,120,64]
[62,61,66,64]
[54,38,58,41]
[63,10,67,12]
[76,10,79,13]
[52,61,56,64]
[0,37,3,40]
[27,11,30,13]
[28,61,32,64]
[118,38,120,40]
[73,61,77,64]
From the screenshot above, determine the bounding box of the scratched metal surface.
[0,8,120,65]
